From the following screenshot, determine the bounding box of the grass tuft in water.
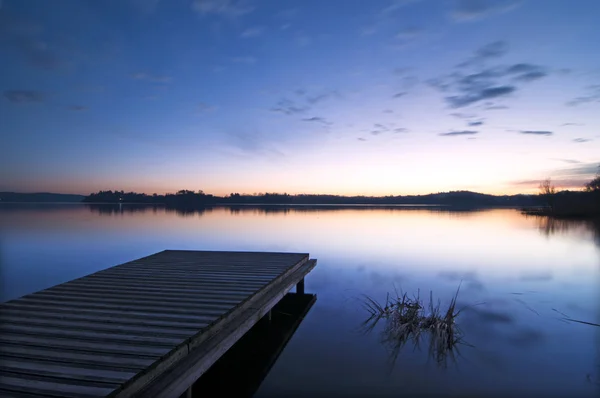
[360,284,469,369]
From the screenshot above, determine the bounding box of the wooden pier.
[0,250,317,398]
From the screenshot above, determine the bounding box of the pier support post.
[296,278,305,295]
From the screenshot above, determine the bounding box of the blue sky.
[1,0,599,195]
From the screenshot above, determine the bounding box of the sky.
[1,0,599,196]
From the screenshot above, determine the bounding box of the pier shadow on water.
[187,292,317,398]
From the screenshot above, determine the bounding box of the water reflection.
[191,293,317,398]
[528,215,600,247]
[1,204,598,397]
[359,287,467,371]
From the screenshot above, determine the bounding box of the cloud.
[468,120,484,126]
[306,94,329,105]
[383,109,394,113]
[450,112,476,119]
[451,0,522,22]
[433,55,547,108]
[358,137,367,141]
[302,116,332,126]
[476,40,509,59]
[131,72,172,83]
[392,92,407,98]
[551,158,581,164]
[484,104,509,110]
[567,84,600,106]
[271,98,308,115]
[561,122,584,127]
[393,128,409,133]
[457,41,509,68]
[446,85,516,108]
[439,130,479,136]
[519,130,553,136]
[573,138,591,143]
[554,163,600,177]
[232,56,257,64]
[380,0,421,15]
[240,26,265,38]
[505,63,547,81]
[4,90,45,103]
[68,105,88,111]
[191,0,253,17]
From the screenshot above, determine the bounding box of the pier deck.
[0,250,317,397]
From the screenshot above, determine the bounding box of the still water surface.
[1,204,599,397]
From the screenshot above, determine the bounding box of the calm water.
[1,204,599,397]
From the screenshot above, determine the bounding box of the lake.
[1,204,599,397]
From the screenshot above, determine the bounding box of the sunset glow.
[1,0,598,195]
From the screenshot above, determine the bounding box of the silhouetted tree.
[585,166,600,192]
[539,178,556,211]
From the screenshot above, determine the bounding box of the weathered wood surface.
[0,250,316,398]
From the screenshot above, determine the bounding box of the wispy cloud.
[573,138,591,143]
[446,85,516,108]
[392,92,407,98]
[4,90,45,103]
[505,63,547,81]
[271,98,308,115]
[380,0,421,16]
[232,56,257,64]
[458,41,509,67]
[439,130,479,136]
[468,120,484,126]
[358,137,367,141]
[191,0,253,17]
[240,26,265,38]
[561,122,584,127]
[451,0,522,22]
[484,103,509,110]
[519,130,553,136]
[302,116,332,126]
[551,158,581,164]
[131,72,172,83]
[566,84,600,106]
[432,52,548,108]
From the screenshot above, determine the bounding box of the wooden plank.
[18,294,242,311]
[81,274,270,287]
[1,304,219,324]
[0,326,184,347]
[0,358,137,384]
[31,289,248,305]
[45,284,252,298]
[0,374,117,397]
[0,308,211,329]
[0,346,156,370]
[49,282,259,296]
[0,335,172,356]
[7,298,232,317]
[0,317,198,338]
